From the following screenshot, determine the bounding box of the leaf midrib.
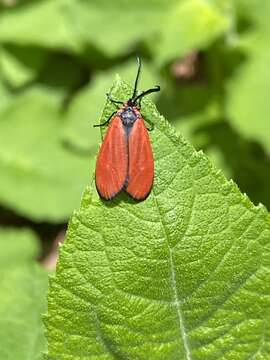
[152,190,192,360]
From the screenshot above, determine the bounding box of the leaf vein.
[153,189,193,360]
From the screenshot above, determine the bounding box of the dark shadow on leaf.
[100,191,141,208]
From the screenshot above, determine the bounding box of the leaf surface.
[45,78,270,359]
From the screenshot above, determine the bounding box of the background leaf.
[0,87,90,222]
[155,0,231,66]
[0,228,47,360]
[45,79,270,359]
[66,0,168,57]
[0,0,80,52]
[0,45,47,88]
[226,1,270,151]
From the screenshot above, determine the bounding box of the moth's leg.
[93,111,117,127]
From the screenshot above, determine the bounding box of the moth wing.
[95,116,128,200]
[125,118,154,200]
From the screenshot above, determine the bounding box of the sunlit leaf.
[45,78,270,359]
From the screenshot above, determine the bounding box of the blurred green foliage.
[0,228,47,360]
[0,0,270,358]
[0,0,269,223]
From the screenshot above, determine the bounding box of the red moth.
[94,57,160,200]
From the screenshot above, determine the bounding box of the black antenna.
[132,56,141,99]
[133,85,160,103]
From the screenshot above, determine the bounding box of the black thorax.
[120,106,138,126]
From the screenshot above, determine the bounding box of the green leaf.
[0,228,47,360]
[0,87,91,222]
[63,60,160,152]
[65,0,167,57]
[199,121,270,213]
[226,2,270,151]
[227,42,270,151]
[65,0,230,59]
[0,0,231,61]
[0,79,13,114]
[0,0,80,52]
[45,78,270,359]
[155,0,231,66]
[157,81,218,146]
[0,46,47,88]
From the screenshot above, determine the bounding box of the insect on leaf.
[45,78,270,360]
